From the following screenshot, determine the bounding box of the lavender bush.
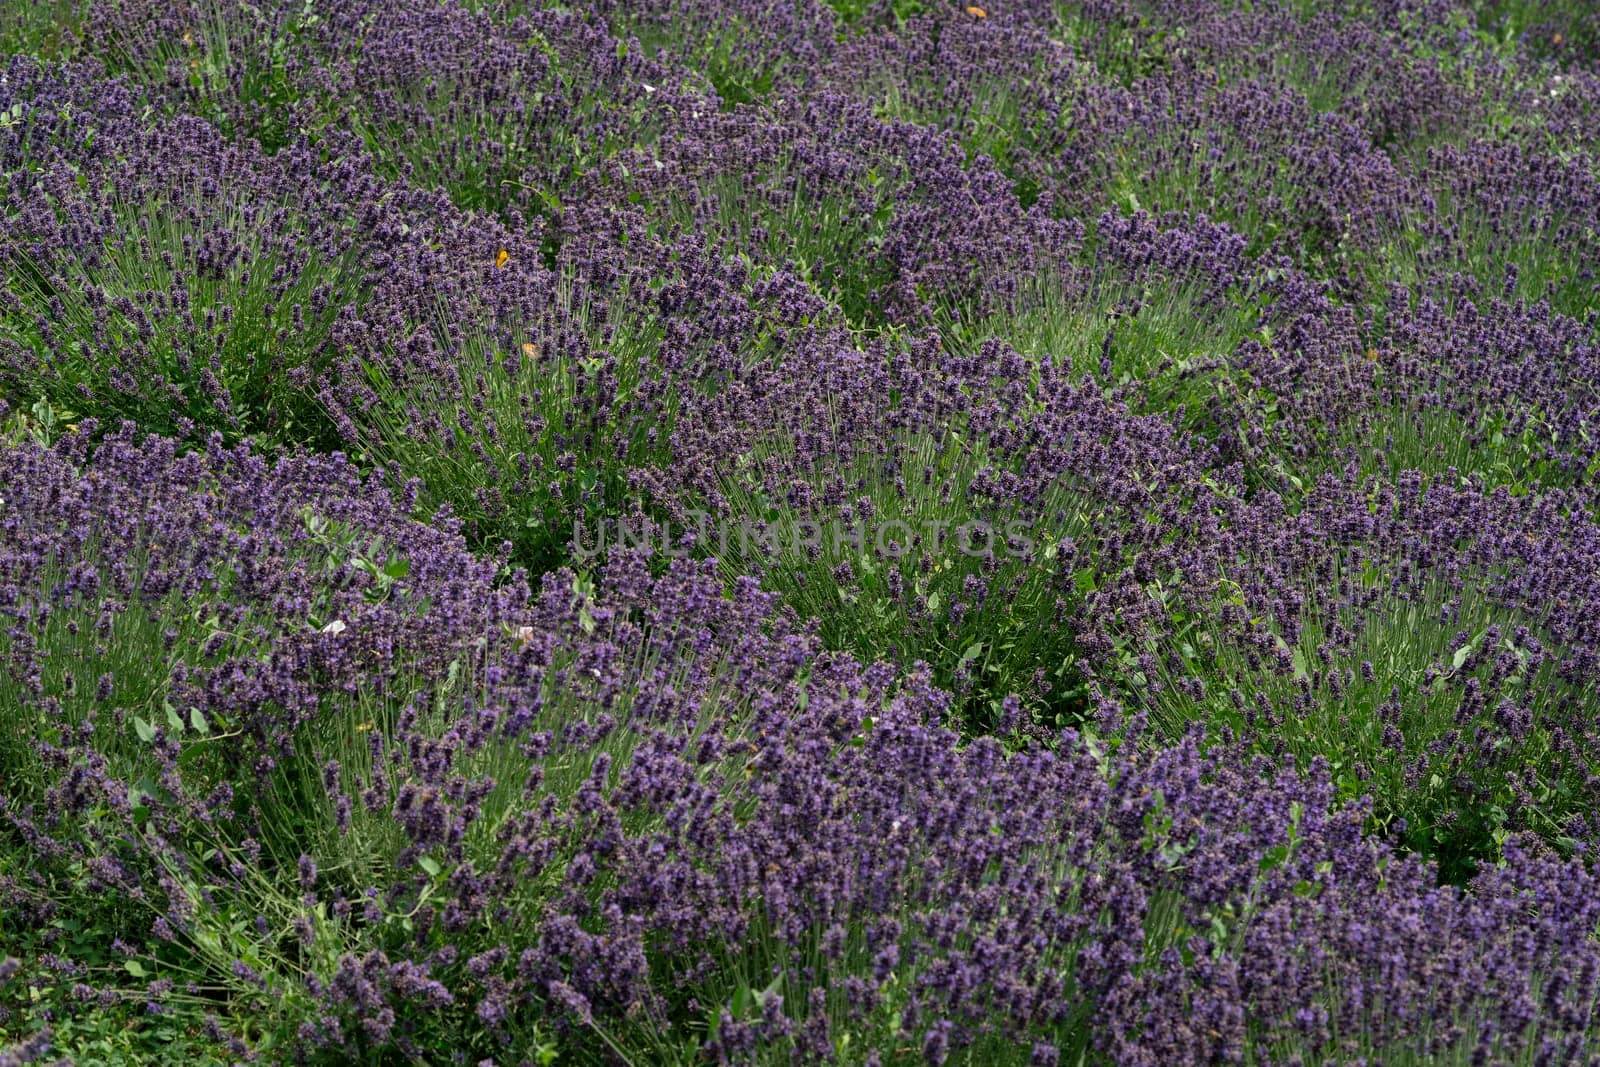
[4,427,1600,1063]
[4,0,1600,1061]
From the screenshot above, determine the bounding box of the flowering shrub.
[4,0,1600,1062]
[5,429,1600,1063]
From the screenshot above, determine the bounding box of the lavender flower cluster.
[3,0,1600,1062]
[5,429,1600,1064]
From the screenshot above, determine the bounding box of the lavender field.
[2,0,1600,1063]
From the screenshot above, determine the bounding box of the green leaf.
[1073,568,1098,595]
[417,855,442,877]
[1289,643,1312,681]
[124,959,147,978]
[133,716,156,743]
[189,707,209,735]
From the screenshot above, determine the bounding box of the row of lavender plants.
[2,0,1599,1062]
